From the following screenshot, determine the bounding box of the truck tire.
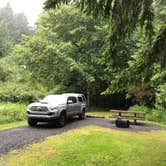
[28,119,37,127]
[79,109,85,120]
[58,112,66,127]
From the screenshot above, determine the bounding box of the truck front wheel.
[58,112,66,127]
[28,119,37,127]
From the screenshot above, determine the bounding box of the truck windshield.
[41,95,66,104]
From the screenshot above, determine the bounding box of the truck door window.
[67,97,77,103]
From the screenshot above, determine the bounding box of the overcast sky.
[0,0,44,26]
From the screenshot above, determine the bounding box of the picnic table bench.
[110,110,146,124]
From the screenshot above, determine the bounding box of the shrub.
[0,55,49,103]
[0,102,27,124]
[155,83,166,111]
[0,81,47,103]
[146,109,166,125]
[129,104,150,113]
[129,105,166,125]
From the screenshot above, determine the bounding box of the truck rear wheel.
[79,110,85,120]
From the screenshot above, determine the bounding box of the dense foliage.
[43,0,166,111]
[0,3,32,43]
[44,0,154,37]
[0,102,26,124]
[0,1,165,117]
[0,22,12,57]
[1,5,111,105]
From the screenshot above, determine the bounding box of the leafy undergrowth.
[86,107,110,118]
[129,105,166,125]
[0,102,26,124]
[1,126,166,166]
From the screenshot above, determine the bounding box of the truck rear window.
[82,95,86,102]
[78,97,83,102]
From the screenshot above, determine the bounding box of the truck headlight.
[27,105,31,110]
[49,106,58,110]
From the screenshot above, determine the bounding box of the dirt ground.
[0,117,165,154]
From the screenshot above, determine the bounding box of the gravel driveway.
[0,117,165,154]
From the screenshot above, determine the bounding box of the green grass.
[0,102,27,124]
[1,126,166,166]
[86,107,110,118]
[0,121,26,131]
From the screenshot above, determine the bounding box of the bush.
[129,105,166,125]
[0,81,48,103]
[0,102,27,124]
[146,109,166,125]
[155,83,166,111]
[129,104,150,113]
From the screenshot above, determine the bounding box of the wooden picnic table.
[110,110,146,124]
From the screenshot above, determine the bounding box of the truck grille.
[30,106,48,112]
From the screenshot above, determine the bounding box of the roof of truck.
[43,94,85,100]
[62,93,85,97]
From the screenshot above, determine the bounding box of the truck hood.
[28,102,60,108]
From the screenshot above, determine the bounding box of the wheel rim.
[59,114,65,125]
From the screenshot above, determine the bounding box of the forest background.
[0,0,165,124]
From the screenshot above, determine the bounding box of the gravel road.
[0,117,165,154]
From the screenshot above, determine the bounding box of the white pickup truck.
[26,93,87,127]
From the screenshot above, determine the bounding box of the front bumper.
[27,113,59,119]
[26,109,60,121]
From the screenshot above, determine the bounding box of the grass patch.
[0,121,26,131]
[0,102,27,124]
[1,126,166,166]
[86,107,110,118]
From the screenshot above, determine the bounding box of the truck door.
[67,96,77,116]
[77,96,83,113]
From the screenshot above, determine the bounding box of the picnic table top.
[110,109,146,114]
